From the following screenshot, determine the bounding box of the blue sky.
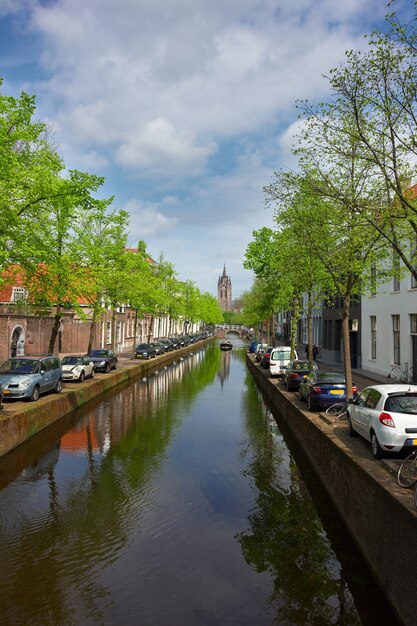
[0,0,407,298]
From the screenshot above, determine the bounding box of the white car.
[61,356,95,382]
[347,384,417,458]
[269,347,297,378]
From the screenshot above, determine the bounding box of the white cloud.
[116,117,217,173]
[123,199,179,239]
[21,0,385,178]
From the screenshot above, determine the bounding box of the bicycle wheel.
[397,451,417,488]
[325,403,346,417]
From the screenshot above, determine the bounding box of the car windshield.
[62,357,83,365]
[0,359,40,374]
[272,350,291,359]
[90,350,108,357]
[317,373,346,383]
[136,344,148,349]
[385,393,417,414]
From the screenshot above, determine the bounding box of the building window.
[411,314,417,334]
[106,321,111,344]
[393,250,401,292]
[12,287,28,302]
[411,273,417,290]
[117,321,122,342]
[392,315,400,364]
[370,316,376,360]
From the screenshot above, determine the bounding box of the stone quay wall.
[247,354,417,626]
[0,341,209,458]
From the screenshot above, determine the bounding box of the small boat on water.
[220,341,233,351]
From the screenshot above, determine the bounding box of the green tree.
[21,171,114,354]
[0,79,64,274]
[307,4,417,279]
[76,206,130,353]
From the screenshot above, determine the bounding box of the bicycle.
[397,450,417,488]
[325,402,348,420]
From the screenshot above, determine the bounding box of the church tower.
[217,264,232,311]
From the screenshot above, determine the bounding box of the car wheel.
[30,385,40,402]
[55,378,62,393]
[307,394,316,411]
[79,370,85,383]
[347,414,357,437]
[370,431,383,459]
[105,363,111,373]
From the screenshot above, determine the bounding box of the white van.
[269,347,297,378]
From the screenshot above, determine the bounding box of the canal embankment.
[0,340,211,457]
[247,353,417,626]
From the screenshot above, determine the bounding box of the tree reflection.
[236,377,360,625]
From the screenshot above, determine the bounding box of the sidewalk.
[316,358,387,392]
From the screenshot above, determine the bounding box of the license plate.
[330,389,343,394]
[407,439,417,446]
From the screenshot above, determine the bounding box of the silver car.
[0,356,63,402]
[347,384,417,458]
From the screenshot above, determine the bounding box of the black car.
[168,337,181,350]
[159,338,174,352]
[134,343,157,360]
[283,360,318,391]
[150,342,165,355]
[88,349,118,373]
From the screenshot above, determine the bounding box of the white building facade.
[361,269,417,381]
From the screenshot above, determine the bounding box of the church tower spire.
[217,264,232,311]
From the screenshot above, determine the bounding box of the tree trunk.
[290,296,299,360]
[147,316,154,343]
[341,294,353,399]
[132,312,139,359]
[87,319,95,354]
[48,305,62,355]
[307,291,313,370]
[111,308,116,349]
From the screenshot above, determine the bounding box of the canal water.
[0,339,399,625]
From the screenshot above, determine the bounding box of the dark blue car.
[298,370,358,411]
[249,340,257,353]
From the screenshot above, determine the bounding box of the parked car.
[178,336,189,347]
[249,340,257,353]
[298,370,357,411]
[0,356,63,402]
[159,338,174,352]
[134,343,157,360]
[61,356,95,382]
[168,337,181,350]
[150,342,165,355]
[255,346,267,363]
[347,384,417,459]
[88,349,117,373]
[261,346,274,369]
[269,347,297,378]
[283,360,318,391]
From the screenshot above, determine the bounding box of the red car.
[261,346,274,369]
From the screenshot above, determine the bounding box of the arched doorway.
[11,326,25,357]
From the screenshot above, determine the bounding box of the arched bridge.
[216,325,251,339]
